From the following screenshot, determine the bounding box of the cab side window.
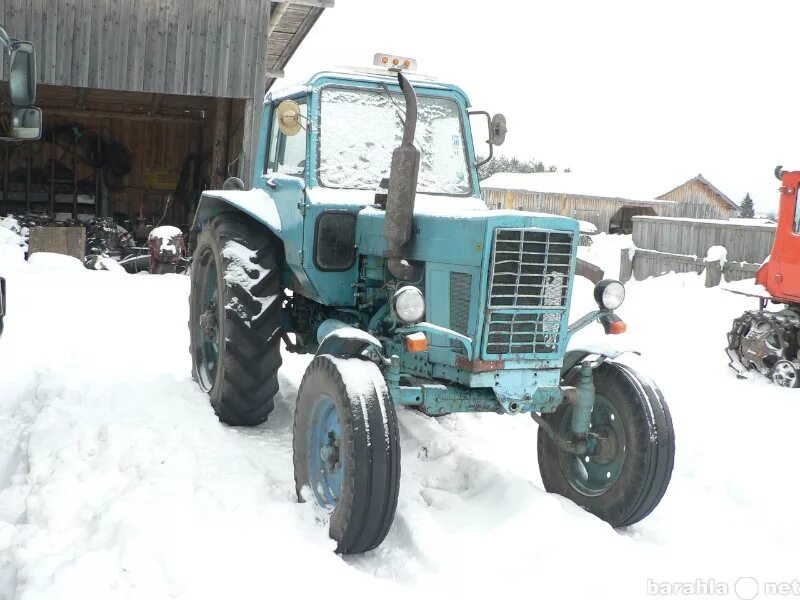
[794,191,800,233]
[265,100,308,177]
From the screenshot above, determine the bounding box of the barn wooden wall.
[0,0,270,98]
[481,188,663,232]
[657,179,737,220]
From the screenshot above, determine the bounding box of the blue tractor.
[188,54,674,553]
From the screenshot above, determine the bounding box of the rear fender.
[192,189,282,237]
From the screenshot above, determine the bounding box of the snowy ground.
[1,234,799,600]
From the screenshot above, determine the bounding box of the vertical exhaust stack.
[384,71,420,280]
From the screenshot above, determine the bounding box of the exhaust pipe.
[383,71,420,280]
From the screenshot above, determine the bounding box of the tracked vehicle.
[727,168,800,386]
[188,55,675,553]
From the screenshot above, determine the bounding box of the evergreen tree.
[477,154,568,180]
[739,193,755,218]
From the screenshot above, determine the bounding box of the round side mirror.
[490,114,507,147]
[223,177,246,191]
[276,99,302,137]
[11,107,42,140]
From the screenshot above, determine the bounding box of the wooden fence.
[631,215,775,264]
[620,248,761,286]
[621,216,773,285]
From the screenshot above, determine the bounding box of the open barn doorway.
[609,206,657,234]
[1,84,246,268]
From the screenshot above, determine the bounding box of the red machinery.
[727,168,800,386]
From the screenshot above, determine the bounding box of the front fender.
[317,326,384,359]
[562,341,640,376]
[192,189,282,236]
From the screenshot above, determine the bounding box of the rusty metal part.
[455,356,505,373]
[531,411,588,455]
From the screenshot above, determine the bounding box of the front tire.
[293,355,401,554]
[189,213,283,426]
[537,361,674,527]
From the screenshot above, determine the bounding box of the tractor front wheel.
[537,361,674,527]
[293,355,400,554]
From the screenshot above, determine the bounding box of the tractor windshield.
[318,87,472,195]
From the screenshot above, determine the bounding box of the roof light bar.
[373,53,417,71]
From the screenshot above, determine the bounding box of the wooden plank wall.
[0,0,270,99]
[632,216,775,264]
[657,179,737,220]
[482,188,660,232]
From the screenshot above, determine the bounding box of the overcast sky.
[282,0,799,213]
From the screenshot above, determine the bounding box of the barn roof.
[265,1,333,92]
[480,172,673,205]
[656,174,740,211]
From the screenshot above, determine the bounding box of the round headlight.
[594,279,626,310]
[393,286,425,323]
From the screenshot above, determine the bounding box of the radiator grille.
[489,229,573,309]
[484,228,574,357]
[486,312,562,355]
[449,272,472,335]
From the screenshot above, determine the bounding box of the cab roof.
[266,67,472,106]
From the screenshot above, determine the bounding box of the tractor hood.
[305,188,580,268]
[356,197,580,268]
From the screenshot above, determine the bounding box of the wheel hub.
[557,395,626,497]
[772,360,800,388]
[590,427,620,465]
[199,303,218,341]
[320,432,340,471]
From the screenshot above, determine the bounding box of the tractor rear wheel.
[293,355,400,554]
[537,361,674,527]
[189,213,282,426]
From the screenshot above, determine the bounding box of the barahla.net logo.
[647,577,800,598]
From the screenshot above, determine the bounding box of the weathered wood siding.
[482,188,660,232]
[0,0,270,98]
[657,179,737,220]
[622,247,761,283]
[632,215,775,264]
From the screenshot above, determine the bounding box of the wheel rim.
[773,360,799,387]
[556,394,627,497]
[195,248,220,391]
[306,393,344,510]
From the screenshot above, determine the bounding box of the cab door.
[261,97,310,282]
[774,174,800,299]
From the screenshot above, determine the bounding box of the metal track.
[726,308,800,385]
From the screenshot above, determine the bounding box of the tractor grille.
[486,312,562,355]
[484,228,574,357]
[488,228,573,309]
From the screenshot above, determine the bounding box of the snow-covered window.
[318,87,471,195]
[265,100,308,177]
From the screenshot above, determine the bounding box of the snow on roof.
[480,172,674,205]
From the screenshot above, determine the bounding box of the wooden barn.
[656,174,739,220]
[480,172,674,234]
[0,0,331,231]
[481,172,738,233]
